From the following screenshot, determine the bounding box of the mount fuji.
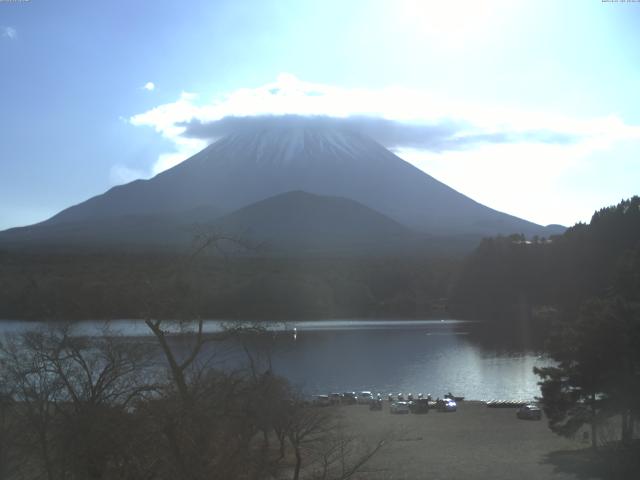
[0,116,564,253]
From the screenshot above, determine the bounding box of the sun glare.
[396,0,505,45]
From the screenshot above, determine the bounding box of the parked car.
[445,392,465,402]
[357,391,374,404]
[437,398,457,412]
[390,401,410,414]
[341,392,357,405]
[517,404,542,420]
[313,395,331,407]
[387,393,394,402]
[369,398,383,411]
[410,398,430,414]
[397,393,405,401]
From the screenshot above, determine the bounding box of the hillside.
[0,191,426,255]
[212,190,421,254]
[451,196,640,325]
[0,117,563,254]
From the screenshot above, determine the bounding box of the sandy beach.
[332,401,590,480]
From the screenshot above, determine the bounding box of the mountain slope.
[40,118,559,236]
[0,191,423,254]
[0,117,564,253]
[0,206,222,251]
[211,190,420,253]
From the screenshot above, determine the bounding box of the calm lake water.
[0,319,550,401]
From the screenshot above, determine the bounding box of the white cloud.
[143,82,155,91]
[131,73,640,146]
[397,143,582,226]
[2,26,17,40]
[129,74,640,225]
[129,91,208,175]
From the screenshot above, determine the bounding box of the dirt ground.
[332,401,592,480]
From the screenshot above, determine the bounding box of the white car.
[438,399,457,412]
[517,404,542,420]
[390,401,410,414]
[357,391,374,404]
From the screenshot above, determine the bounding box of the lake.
[0,319,550,401]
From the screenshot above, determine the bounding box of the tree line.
[451,197,640,329]
[451,196,640,453]
[0,252,457,321]
[0,319,385,480]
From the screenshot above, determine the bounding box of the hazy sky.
[1,0,639,230]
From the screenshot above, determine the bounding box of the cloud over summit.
[180,114,579,153]
[129,74,640,188]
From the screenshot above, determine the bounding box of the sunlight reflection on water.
[0,319,550,400]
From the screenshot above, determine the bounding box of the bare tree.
[286,405,334,480]
[0,233,387,480]
[137,232,389,480]
[1,330,65,480]
[0,325,156,480]
[0,391,12,479]
[307,426,386,480]
[284,405,387,480]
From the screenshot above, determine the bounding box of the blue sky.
[1,0,639,230]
